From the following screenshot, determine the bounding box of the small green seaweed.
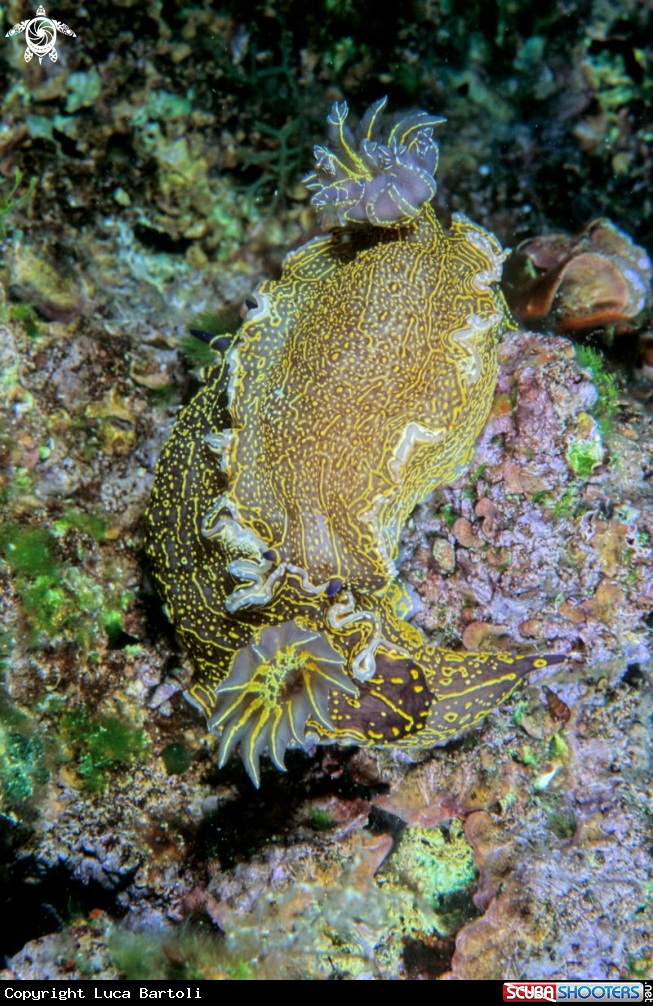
[181,310,240,368]
[546,807,577,840]
[627,950,653,981]
[0,520,131,647]
[308,807,335,831]
[0,694,50,810]
[60,708,149,793]
[468,463,488,484]
[110,928,255,980]
[226,26,310,200]
[146,383,179,406]
[179,335,221,369]
[439,503,458,528]
[567,437,603,479]
[52,508,110,541]
[551,487,580,520]
[0,524,58,579]
[161,742,193,775]
[8,302,41,339]
[575,345,619,436]
[240,116,305,199]
[0,168,37,240]
[461,463,488,501]
[179,336,220,372]
[512,699,528,726]
[548,732,569,761]
[519,745,538,767]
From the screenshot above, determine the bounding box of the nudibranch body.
[145,97,563,785]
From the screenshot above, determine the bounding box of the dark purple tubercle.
[326,577,344,598]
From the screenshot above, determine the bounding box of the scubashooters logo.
[5,4,76,63]
[503,985,645,1002]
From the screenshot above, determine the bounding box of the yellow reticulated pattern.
[145,100,563,785]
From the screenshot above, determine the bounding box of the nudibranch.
[145,97,563,785]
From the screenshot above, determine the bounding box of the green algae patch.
[575,345,619,437]
[161,742,193,776]
[52,508,110,541]
[0,520,131,648]
[0,525,58,579]
[378,818,479,937]
[628,951,653,981]
[110,928,255,980]
[461,463,488,501]
[0,694,50,811]
[566,413,604,479]
[4,302,42,339]
[179,334,220,369]
[65,68,102,114]
[546,807,577,840]
[180,310,242,369]
[0,168,36,240]
[439,503,459,528]
[548,732,569,762]
[308,807,335,831]
[60,708,149,794]
[551,487,581,520]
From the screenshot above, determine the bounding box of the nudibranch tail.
[419,647,567,740]
[304,97,445,227]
